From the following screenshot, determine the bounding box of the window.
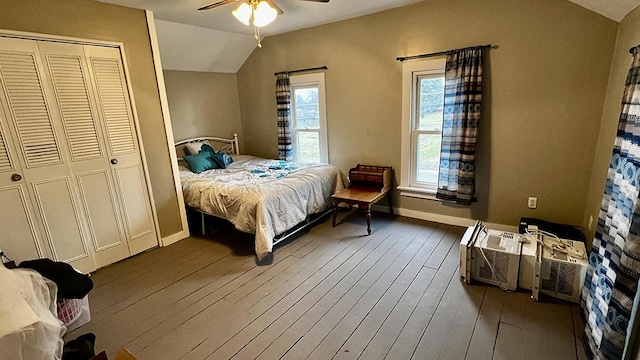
[290,73,328,163]
[399,58,446,198]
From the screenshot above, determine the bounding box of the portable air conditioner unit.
[533,237,587,303]
[459,221,522,291]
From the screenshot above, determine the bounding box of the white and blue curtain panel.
[276,73,292,161]
[583,47,640,360]
[436,47,484,205]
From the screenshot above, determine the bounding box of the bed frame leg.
[201,211,206,235]
[256,252,274,266]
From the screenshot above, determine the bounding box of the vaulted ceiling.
[569,0,640,22]
[98,0,640,73]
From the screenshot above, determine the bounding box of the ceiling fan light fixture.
[252,1,278,27]
[199,0,331,49]
[232,2,252,25]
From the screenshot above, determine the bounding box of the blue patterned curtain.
[583,47,640,360]
[276,73,292,161]
[436,48,483,205]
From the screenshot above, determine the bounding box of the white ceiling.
[101,0,424,36]
[100,0,423,72]
[568,0,640,22]
[154,19,256,73]
[98,0,640,73]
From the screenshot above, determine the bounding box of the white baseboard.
[161,229,190,247]
[371,204,518,233]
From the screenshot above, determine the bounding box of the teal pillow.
[211,152,234,169]
[200,143,216,156]
[183,151,218,173]
[201,143,233,169]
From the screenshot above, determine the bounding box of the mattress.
[180,155,348,260]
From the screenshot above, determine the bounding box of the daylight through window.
[290,73,328,163]
[399,58,446,198]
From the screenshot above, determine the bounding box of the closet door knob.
[110,158,118,165]
[11,173,22,182]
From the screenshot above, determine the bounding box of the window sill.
[397,186,440,201]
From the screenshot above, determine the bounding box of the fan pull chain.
[254,25,262,48]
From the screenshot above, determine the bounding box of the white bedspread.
[180,155,347,260]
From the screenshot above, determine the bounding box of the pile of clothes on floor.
[0,254,99,360]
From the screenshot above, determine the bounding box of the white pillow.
[184,140,210,155]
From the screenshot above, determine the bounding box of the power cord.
[525,228,585,260]
[476,226,511,291]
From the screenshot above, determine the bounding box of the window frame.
[398,57,446,199]
[289,72,329,163]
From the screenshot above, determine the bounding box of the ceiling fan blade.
[198,0,238,11]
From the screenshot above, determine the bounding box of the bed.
[175,135,348,262]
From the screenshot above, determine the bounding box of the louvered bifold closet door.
[0,107,42,262]
[0,37,95,273]
[38,41,131,269]
[0,126,11,170]
[0,44,61,168]
[84,45,157,255]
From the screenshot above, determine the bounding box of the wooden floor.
[67,212,588,360]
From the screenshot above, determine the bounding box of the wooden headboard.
[174,134,240,160]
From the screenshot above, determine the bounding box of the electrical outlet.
[528,197,537,209]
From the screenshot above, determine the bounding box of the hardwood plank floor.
[67,212,586,360]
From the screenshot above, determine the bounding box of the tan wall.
[0,0,183,237]
[583,5,640,245]
[164,71,244,148]
[237,0,617,228]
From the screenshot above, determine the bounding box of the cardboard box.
[90,348,137,360]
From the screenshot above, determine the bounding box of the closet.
[0,35,158,273]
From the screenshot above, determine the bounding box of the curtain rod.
[397,44,492,62]
[630,45,640,54]
[274,66,327,76]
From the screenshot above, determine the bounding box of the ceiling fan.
[198,0,330,47]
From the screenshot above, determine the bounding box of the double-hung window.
[290,73,328,163]
[399,58,446,198]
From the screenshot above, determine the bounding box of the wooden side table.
[331,165,392,235]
